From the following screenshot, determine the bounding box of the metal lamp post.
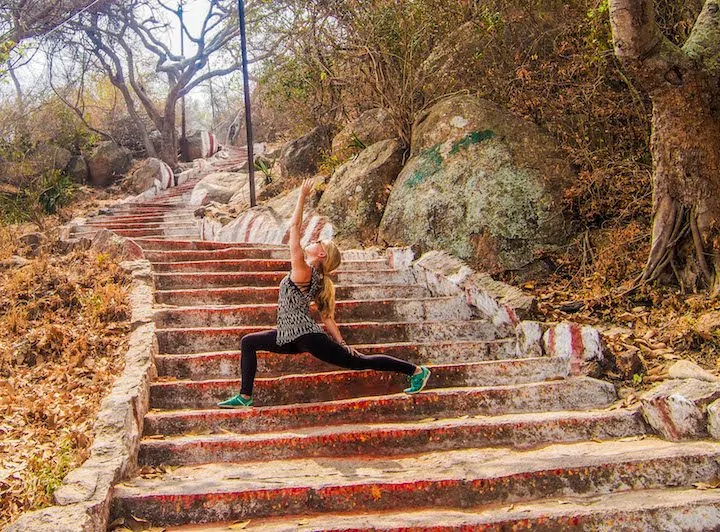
[238,0,256,207]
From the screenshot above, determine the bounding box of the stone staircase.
[96,183,720,530]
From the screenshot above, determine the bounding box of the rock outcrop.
[32,144,72,174]
[189,172,251,206]
[66,155,89,183]
[331,108,396,159]
[87,141,133,187]
[186,130,220,161]
[123,158,175,195]
[379,94,571,273]
[278,126,332,179]
[319,139,405,246]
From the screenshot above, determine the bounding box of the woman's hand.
[300,178,315,198]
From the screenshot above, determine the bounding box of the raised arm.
[289,178,314,283]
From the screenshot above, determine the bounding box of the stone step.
[152,297,473,328]
[149,359,572,410]
[160,487,720,531]
[145,248,292,262]
[106,206,180,214]
[85,215,191,225]
[74,226,199,238]
[153,269,414,290]
[78,221,197,231]
[151,258,390,273]
[155,321,498,354]
[155,284,430,306]
[139,408,646,467]
[135,239,286,251]
[144,378,616,436]
[74,227,167,238]
[110,439,720,526]
[155,339,520,379]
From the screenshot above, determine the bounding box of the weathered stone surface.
[641,379,720,441]
[331,108,396,159]
[263,142,284,161]
[186,130,219,161]
[32,143,72,174]
[379,94,571,273]
[668,360,719,383]
[87,141,133,187]
[412,250,535,320]
[708,399,720,439]
[278,126,331,179]
[543,322,604,377]
[89,229,135,260]
[0,254,30,271]
[122,158,175,195]
[189,172,249,206]
[420,21,482,98]
[19,231,44,250]
[516,321,544,358]
[694,310,720,340]
[4,500,104,532]
[66,155,89,183]
[318,139,404,246]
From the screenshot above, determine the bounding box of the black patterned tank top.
[276,266,324,345]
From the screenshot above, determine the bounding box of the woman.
[218,178,430,408]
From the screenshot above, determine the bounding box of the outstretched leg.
[296,333,430,394]
[296,333,416,374]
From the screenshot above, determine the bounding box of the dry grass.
[0,226,131,528]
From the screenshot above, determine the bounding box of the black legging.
[240,330,416,395]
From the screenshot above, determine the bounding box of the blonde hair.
[316,240,341,319]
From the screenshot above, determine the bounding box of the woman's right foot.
[404,366,431,394]
[217,394,253,408]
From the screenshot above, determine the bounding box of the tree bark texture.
[610,0,720,293]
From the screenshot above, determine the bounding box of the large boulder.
[66,155,89,183]
[32,144,72,174]
[420,22,482,99]
[87,141,133,187]
[331,108,396,159]
[189,172,249,206]
[186,130,220,161]
[379,95,571,273]
[122,158,174,195]
[318,139,405,246]
[278,126,332,180]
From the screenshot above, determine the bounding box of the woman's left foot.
[404,366,431,394]
[217,394,253,408]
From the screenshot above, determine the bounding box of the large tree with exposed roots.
[609,0,720,293]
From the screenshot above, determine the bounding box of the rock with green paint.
[319,139,405,247]
[379,95,571,274]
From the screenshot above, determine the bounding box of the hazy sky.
[1,0,225,104]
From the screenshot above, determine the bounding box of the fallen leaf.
[228,521,251,529]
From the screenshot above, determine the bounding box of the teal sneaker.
[404,366,431,394]
[217,394,253,408]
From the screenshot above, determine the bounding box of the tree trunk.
[643,75,720,292]
[610,0,720,294]
[158,117,179,168]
